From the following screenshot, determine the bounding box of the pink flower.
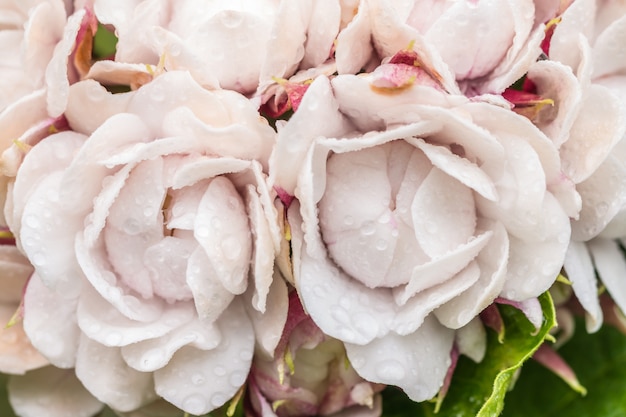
[271,64,572,400]
[6,71,288,415]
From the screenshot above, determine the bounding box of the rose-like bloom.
[271,64,573,399]
[514,0,626,332]
[92,0,360,95]
[247,292,383,417]
[5,70,289,415]
[362,0,561,95]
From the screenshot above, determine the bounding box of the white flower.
[92,0,356,94]
[7,71,289,415]
[272,67,572,400]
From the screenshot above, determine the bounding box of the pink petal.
[564,241,603,333]
[455,317,487,363]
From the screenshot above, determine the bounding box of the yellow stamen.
[284,347,295,376]
[12,140,32,154]
[556,274,572,285]
[272,400,287,412]
[545,16,562,31]
[226,386,245,417]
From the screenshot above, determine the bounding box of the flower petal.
[345,315,454,402]
[154,300,255,415]
[8,366,103,417]
[588,238,626,318]
[75,335,156,412]
[563,241,603,333]
[23,274,80,368]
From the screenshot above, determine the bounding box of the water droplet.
[376,359,406,381]
[105,331,123,346]
[211,392,228,407]
[239,349,253,361]
[191,373,206,385]
[25,215,40,228]
[229,371,245,387]
[361,222,376,236]
[344,215,354,226]
[31,251,46,266]
[376,239,388,250]
[123,218,141,235]
[143,207,153,217]
[182,394,207,415]
[331,306,351,325]
[214,366,227,376]
[220,11,244,29]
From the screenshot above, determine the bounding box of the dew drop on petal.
[376,360,406,381]
[213,366,227,376]
[191,373,206,386]
[182,394,208,415]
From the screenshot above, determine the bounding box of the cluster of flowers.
[1,0,626,416]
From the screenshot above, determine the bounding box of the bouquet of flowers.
[1,0,626,416]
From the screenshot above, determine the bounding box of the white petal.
[588,238,626,318]
[572,154,626,241]
[76,285,195,347]
[269,76,350,195]
[75,335,156,412]
[65,80,133,135]
[121,315,222,372]
[345,315,454,402]
[75,233,165,322]
[8,367,103,417]
[290,203,395,345]
[0,305,48,374]
[455,317,487,363]
[394,230,492,306]
[243,271,289,357]
[23,274,80,368]
[563,241,603,333]
[500,193,570,300]
[413,138,498,201]
[45,9,86,117]
[186,247,234,322]
[434,220,509,329]
[560,84,626,184]
[392,261,481,335]
[154,300,255,415]
[194,177,251,295]
[412,167,476,259]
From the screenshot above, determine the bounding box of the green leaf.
[502,317,626,417]
[381,292,556,417]
[93,23,118,59]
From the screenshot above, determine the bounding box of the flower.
[516,0,626,332]
[247,292,384,417]
[6,70,289,415]
[364,0,560,95]
[92,0,354,94]
[271,61,573,399]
